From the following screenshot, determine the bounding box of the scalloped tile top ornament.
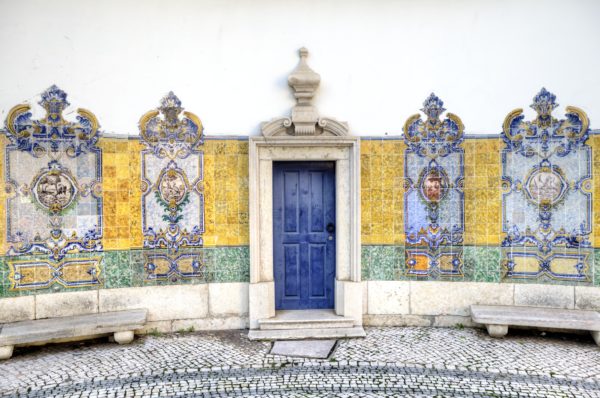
[139,91,203,159]
[4,85,100,157]
[403,93,464,158]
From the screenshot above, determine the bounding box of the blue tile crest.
[3,85,103,265]
[139,92,205,281]
[501,88,592,281]
[403,93,464,277]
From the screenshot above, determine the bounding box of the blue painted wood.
[273,161,336,310]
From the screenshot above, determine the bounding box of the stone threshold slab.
[270,339,337,359]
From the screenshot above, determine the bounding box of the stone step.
[248,326,366,341]
[257,309,355,330]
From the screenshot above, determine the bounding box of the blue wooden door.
[273,161,336,310]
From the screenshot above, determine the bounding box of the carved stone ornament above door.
[260,48,349,137]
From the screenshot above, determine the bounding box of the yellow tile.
[360,140,372,154]
[0,136,6,253]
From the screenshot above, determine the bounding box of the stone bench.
[0,309,147,359]
[471,305,600,345]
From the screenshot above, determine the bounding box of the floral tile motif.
[501,88,592,282]
[403,94,464,278]
[139,92,205,282]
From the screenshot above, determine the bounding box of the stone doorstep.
[248,326,366,341]
[258,309,355,330]
[470,305,600,330]
[0,309,148,348]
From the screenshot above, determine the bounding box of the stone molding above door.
[248,48,362,331]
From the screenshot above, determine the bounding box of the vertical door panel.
[310,171,324,232]
[283,244,300,297]
[309,243,325,297]
[283,172,299,233]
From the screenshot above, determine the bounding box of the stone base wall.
[362,281,600,327]
[0,283,249,333]
[3,281,599,333]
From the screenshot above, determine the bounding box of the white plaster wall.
[0,0,598,136]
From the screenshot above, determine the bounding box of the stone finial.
[261,48,348,137]
[288,48,321,106]
[287,48,322,135]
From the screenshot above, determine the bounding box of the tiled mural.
[501,88,592,282]
[403,94,464,278]
[0,86,598,299]
[3,86,103,290]
[139,92,205,282]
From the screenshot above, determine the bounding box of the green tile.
[361,246,372,280]
[594,249,600,286]
[465,246,501,283]
[362,245,403,281]
[211,246,250,283]
[104,250,133,289]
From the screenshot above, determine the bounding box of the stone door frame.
[248,135,362,329]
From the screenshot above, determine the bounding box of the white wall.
[0,0,598,136]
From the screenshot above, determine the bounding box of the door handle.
[326,223,335,233]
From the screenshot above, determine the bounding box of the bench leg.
[486,324,508,338]
[114,331,135,345]
[0,346,14,360]
[591,331,600,347]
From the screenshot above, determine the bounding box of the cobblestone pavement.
[1,327,600,397]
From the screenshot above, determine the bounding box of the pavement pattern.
[1,327,600,397]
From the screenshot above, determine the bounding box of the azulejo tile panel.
[1,87,599,297]
[139,92,205,282]
[2,86,103,291]
[501,88,592,283]
[403,94,465,278]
